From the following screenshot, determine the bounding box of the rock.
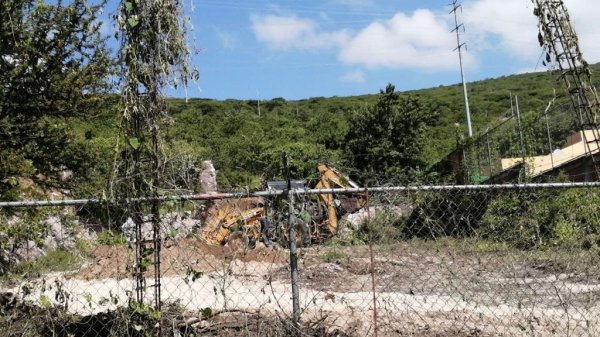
[344,204,414,228]
[14,241,44,261]
[44,215,77,250]
[199,160,218,194]
[77,224,99,242]
[337,227,356,241]
[121,212,202,242]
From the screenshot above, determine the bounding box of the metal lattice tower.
[532,0,600,179]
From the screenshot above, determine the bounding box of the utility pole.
[514,94,526,161]
[543,92,556,168]
[450,0,473,137]
[256,89,261,117]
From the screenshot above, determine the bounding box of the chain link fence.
[1,183,600,336]
[458,99,580,184]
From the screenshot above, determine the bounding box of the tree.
[114,0,193,307]
[0,0,113,198]
[344,84,437,184]
[0,0,113,274]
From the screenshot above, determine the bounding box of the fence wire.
[1,183,600,336]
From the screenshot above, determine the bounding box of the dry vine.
[111,0,195,310]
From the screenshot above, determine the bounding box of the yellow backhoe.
[198,198,265,247]
[314,163,363,236]
[197,163,364,247]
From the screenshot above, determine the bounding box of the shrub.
[97,230,128,246]
[405,190,488,239]
[479,188,600,249]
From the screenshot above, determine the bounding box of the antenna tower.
[450,0,473,137]
[532,0,600,179]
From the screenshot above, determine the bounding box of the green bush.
[354,207,407,244]
[0,209,52,274]
[97,230,128,246]
[406,190,488,239]
[480,188,600,249]
[550,188,600,248]
[320,248,347,262]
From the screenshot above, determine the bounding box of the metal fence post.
[366,187,379,337]
[283,152,301,326]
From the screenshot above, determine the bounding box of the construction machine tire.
[227,231,249,251]
[277,221,311,249]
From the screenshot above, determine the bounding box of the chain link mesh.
[1,184,600,336]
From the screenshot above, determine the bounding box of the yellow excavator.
[197,163,364,247]
[314,163,363,236]
[198,198,265,247]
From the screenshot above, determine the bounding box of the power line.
[198,1,397,17]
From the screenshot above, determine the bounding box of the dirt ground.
[3,239,600,336]
[74,238,289,280]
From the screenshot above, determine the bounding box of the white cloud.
[462,0,600,63]
[558,0,600,62]
[250,14,349,51]
[212,27,237,49]
[249,0,600,72]
[462,0,539,59]
[251,10,474,71]
[339,10,466,71]
[340,70,366,83]
[514,67,545,75]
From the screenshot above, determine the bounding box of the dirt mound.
[76,238,287,280]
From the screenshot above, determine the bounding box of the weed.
[32,249,80,273]
[96,230,127,246]
[321,248,347,262]
[2,249,81,279]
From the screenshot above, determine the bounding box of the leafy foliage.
[161,64,600,187]
[344,84,438,184]
[480,187,600,249]
[0,0,115,272]
[113,0,194,201]
[0,0,114,199]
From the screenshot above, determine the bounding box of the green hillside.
[156,64,598,186]
[10,63,600,197]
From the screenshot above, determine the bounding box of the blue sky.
[105,0,600,100]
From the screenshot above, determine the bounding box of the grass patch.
[96,230,127,245]
[326,233,365,247]
[26,249,80,273]
[320,248,348,262]
[414,237,513,253]
[1,249,83,280]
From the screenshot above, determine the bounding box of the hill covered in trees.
[155,64,597,188]
[5,59,599,198]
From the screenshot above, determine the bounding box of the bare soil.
[75,238,288,280]
[3,238,600,336]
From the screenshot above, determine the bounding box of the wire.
[198,1,397,17]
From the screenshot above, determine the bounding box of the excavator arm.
[315,163,362,235]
